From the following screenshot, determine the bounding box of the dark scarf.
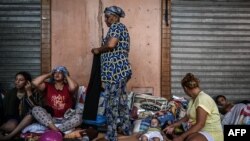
[83,54,102,120]
[3,88,28,119]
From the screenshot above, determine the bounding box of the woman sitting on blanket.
[163,73,223,141]
[31,66,83,136]
[0,71,41,140]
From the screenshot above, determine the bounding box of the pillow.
[75,86,86,114]
[132,118,151,133]
[131,93,168,119]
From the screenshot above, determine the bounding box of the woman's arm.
[65,75,78,93]
[167,115,189,129]
[32,72,52,91]
[173,115,189,127]
[25,81,32,97]
[177,107,207,140]
[163,115,189,134]
[92,37,119,54]
[25,81,38,108]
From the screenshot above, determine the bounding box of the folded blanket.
[22,123,48,134]
[22,123,74,134]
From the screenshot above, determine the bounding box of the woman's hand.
[163,124,175,135]
[91,48,100,55]
[25,81,32,92]
[25,81,33,97]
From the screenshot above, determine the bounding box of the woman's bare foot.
[64,129,86,138]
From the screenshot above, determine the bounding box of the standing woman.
[92,6,132,141]
[163,73,223,141]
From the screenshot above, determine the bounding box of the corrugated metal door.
[0,0,41,90]
[171,0,250,102]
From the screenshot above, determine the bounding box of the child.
[139,117,164,141]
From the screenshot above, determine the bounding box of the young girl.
[0,71,38,140]
[31,66,82,134]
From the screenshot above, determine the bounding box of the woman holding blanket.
[91,6,132,141]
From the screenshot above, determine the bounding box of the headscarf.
[52,66,69,76]
[49,66,69,83]
[104,6,125,18]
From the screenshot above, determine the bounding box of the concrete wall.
[51,0,162,96]
[51,0,101,87]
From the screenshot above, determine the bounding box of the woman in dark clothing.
[0,71,39,140]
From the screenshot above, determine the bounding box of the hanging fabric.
[82,54,102,120]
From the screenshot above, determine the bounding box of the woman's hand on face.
[25,81,32,92]
[91,48,100,55]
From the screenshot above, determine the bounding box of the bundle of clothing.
[132,96,188,133]
[222,103,250,125]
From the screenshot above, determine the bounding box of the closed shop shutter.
[171,0,250,102]
[0,0,41,90]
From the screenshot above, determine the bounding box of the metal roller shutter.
[0,0,41,90]
[171,0,250,102]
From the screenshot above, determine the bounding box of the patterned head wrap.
[104,6,125,18]
[49,66,69,83]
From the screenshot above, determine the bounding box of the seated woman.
[163,73,223,141]
[0,71,40,140]
[31,66,83,135]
